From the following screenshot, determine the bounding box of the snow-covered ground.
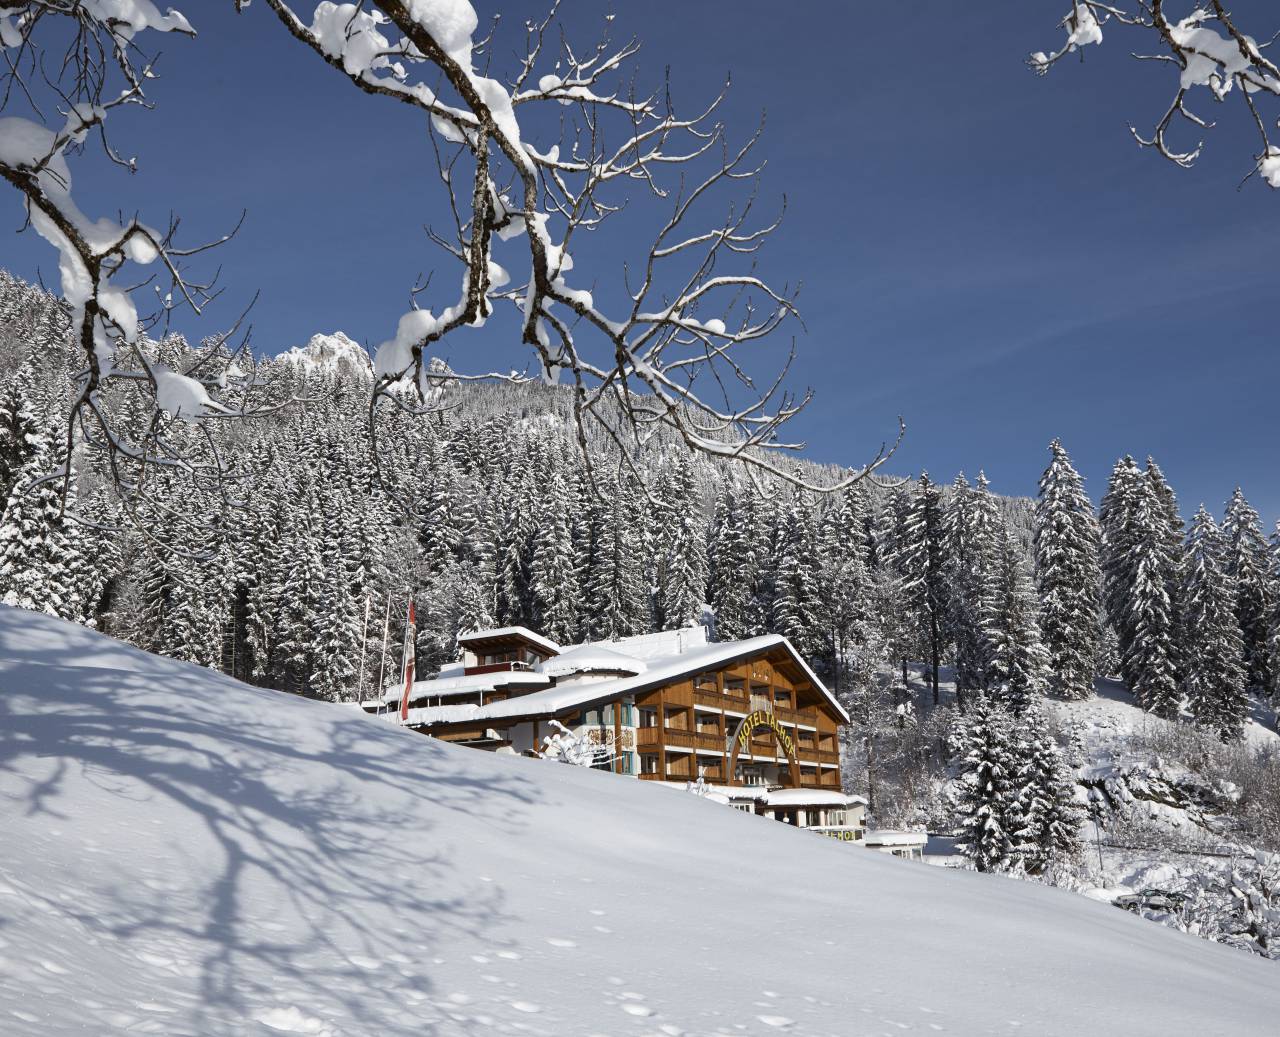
[1,607,1275,1036]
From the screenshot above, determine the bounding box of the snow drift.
[0,605,1273,1036]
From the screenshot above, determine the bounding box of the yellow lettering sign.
[733,710,795,760]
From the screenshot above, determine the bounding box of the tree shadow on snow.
[0,613,543,1034]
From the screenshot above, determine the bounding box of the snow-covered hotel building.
[367,625,864,832]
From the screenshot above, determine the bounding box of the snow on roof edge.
[402,633,848,728]
[457,626,561,655]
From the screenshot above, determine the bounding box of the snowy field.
[0,607,1275,1036]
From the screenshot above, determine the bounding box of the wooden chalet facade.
[365,625,848,792]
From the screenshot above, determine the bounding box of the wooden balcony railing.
[693,688,749,710]
[662,728,698,750]
[636,726,661,748]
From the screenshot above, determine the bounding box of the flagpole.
[399,598,417,724]
[376,592,391,717]
[356,592,371,704]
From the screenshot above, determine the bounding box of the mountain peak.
[277,331,371,377]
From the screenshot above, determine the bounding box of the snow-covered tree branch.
[1032,2,1280,187]
[0,3,288,522]
[247,0,901,492]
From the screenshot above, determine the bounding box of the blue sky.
[3,1,1277,523]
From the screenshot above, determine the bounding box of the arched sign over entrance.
[727,709,800,787]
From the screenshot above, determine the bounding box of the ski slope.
[0,606,1273,1036]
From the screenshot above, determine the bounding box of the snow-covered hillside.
[0,607,1274,1036]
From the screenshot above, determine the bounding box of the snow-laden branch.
[0,2,287,517]
[1031,2,1280,187]
[252,0,896,493]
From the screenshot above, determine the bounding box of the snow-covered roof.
[656,783,863,808]
[760,788,864,808]
[369,668,551,708]
[864,829,929,847]
[557,625,708,662]
[401,633,847,728]
[535,645,646,678]
[458,626,560,656]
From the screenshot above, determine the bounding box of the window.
[697,713,720,733]
[694,672,718,691]
[621,702,636,727]
[725,678,746,694]
[640,754,659,775]
[621,751,636,775]
[638,708,658,729]
[602,703,614,726]
[582,708,601,726]
[773,689,791,707]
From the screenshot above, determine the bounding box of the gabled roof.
[402,633,848,729]
[457,626,560,657]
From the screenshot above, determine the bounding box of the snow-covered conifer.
[1033,439,1102,700]
[1181,506,1248,742]
[654,455,708,630]
[706,484,766,641]
[895,473,947,703]
[955,699,1024,873]
[1014,708,1083,874]
[1099,455,1145,663]
[530,475,581,643]
[1122,476,1182,719]
[944,472,1002,699]
[0,424,78,618]
[1222,488,1275,696]
[982,528,1051,714]
[770,495,825,661]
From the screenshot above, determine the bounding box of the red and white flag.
[399,599,416,722]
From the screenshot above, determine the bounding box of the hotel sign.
[733,709,795,759]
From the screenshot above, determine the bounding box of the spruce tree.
[706,484,766,641]
[896,473,947,703]
[955,699,1024,873]
[654,455,708,630]
[311,500,363,701]
[529,474,580,643]
[1014,707,1083,874]
[1182,506,1248,742]
[1033,439,1102,700]
[582,475,647,640]
[770,495,825,660]
[1222,488,1275,695]
[1099,455,1145,668]
[0,363,39,505]
[0,424,78,618]
[817,485,875,693]
[1145,458,1186,687]
[982,527,1051,715]
[1123,476,1182,719]
[944,472,1002,699]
